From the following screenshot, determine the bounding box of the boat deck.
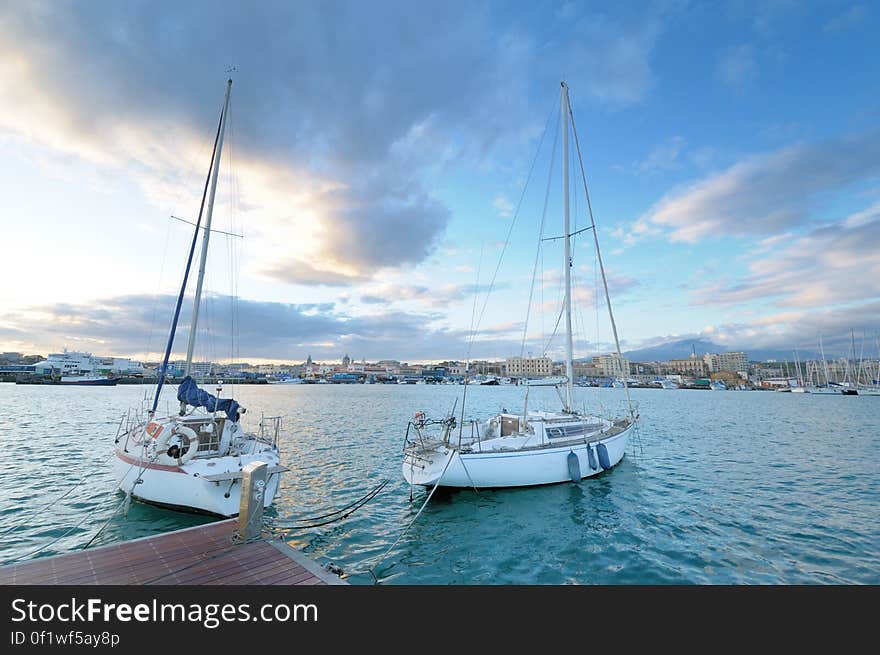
[0,520,346,585]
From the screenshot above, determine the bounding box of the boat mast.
[184,78,233,378]
[819,335,831,385]
[149,83,227,416]
[561,82,574,413]
[566,83,636,419]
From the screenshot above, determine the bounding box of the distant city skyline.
[0,3,878,362]
[4,336,875,367]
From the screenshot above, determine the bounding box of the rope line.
[366,451,456,582]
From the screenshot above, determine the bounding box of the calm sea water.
[0,382,877,584]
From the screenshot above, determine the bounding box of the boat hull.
[60,377,118,386]
[404,423,631,489]
[112,450,282,517]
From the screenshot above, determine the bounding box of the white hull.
[113,450,282,516]
[113,410,284,517]
[404,421,631,488]
[807,386,842,395]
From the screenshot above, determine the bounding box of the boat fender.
[587,445,598,471]
[155,425,199,465]
[567,451,581,482]
[597,443,611,470]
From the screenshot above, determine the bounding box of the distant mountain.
[622,338,821,362]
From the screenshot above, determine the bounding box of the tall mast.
[149,84,226,416]
[184,78,233,377]
[819,335,831,385]
[561,82,574,413]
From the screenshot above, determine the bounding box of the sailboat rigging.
[113,78,286,517]
[402,82,636,489]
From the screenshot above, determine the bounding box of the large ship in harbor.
[32,350,143,377]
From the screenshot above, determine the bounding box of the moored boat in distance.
[267,376,303,384]
[60,375,119,386]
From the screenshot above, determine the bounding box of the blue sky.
[0,1,878,362]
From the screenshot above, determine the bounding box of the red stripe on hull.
[115,449,186,473]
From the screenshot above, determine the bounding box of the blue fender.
[567,451,581,482]
[587,445,598,470]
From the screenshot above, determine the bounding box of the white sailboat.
[858,337,880,395]
[403,82,636,489]
[789,350,809,392]
[806,336,843,394]
[113,79,285,516]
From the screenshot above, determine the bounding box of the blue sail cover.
[177,376,241,422]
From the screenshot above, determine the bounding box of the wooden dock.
[0,519,346,585]
[0,461,345,586]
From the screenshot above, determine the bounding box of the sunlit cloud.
[635,133,880,243]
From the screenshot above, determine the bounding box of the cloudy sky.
[0,1,878,363]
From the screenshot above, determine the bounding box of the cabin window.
[501,416,520,436]
[545,423,604,439]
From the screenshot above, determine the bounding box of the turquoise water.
[0,383,877,584]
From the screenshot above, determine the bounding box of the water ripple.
[0,384,877,583]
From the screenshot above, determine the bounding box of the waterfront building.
[0,352,23,364]
[506,356,553,377]
[718,351,748,374]
[446,362,467,376]
[470,360,506,376]
[665,356,707,377]
[573,361,602,377]
[168,359,213,377]
[593,353,630,378]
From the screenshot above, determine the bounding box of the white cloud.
[0,293,529,362]
[692,206,880,309]
[493,194,514,218]
[637,133,880,243]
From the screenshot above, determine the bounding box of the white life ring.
[155,425,199,465]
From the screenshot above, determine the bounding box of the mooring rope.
[273,479,390,530]
[364,450,456,583]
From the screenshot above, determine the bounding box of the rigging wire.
[466,96,559,360]
[519,114,560,359]
[458,244,484,442]
[566,93,636,421]
[143,108,222,366]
